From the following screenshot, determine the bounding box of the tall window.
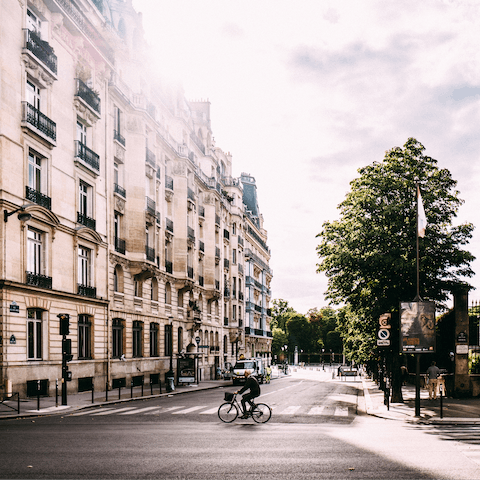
[177,327,183,353]
[133,321,143,358]
[26,80,41,110]
[79,181,91,217]
[78,246,91,286]
[27,309,42,360]
[151,277,158,302]
[78,315,92,359]
[27,9,41,33]
[165,324,172,357]
[165,282,171,304]
[232,249,237,265]
[112,318,124,358]
[28,150,46,193]
[27,228,44,275]
[150,323,159,357]
[77,120,87,146]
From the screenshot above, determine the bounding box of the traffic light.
[62,338,73,363]
[58,314,70,335]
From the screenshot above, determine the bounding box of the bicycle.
[218,392,272,423]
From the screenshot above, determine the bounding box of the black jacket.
[238,376,260,396]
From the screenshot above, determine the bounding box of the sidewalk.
[362,377,480,424]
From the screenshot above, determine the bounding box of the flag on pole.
[417,186,427,238]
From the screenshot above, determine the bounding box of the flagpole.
[415,183,421,416]
[415,183,421,302]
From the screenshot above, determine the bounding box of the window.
[151,277,158,302]
[112,318,124,358]
[27,9,41,33]
[27,228,44,275]
[114,106,125,145]
[165,282,171,304]
[114,264,124,293]
[133,321,143,358]
[150,323,159,357]
[79,181,91,217]
[28,150,45,194]
[78,315,92,359]
[77,120,87,146]
[27,309,42,360]
[78,246,91,286]
[165,324,173,357]
[134,279,143,298]
[224,335,228,354]
[232,249,237,265]
[177,327,183,353]
[27,80,41,110]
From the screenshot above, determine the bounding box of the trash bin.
[165,371,175,392]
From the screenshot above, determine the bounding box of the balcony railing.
[146,246,155,262]
[114,129,125,146]
[24,29,57,74]
[22,102,56,142]
[26,186,51,210]
[187,266,194,279]
[115,237,126,254]
[26,272,52,289]
[114,183,126,198]
[146,147,156,167]
[77,212,96,230]
[75,78,101,114]
[75,141,100,172]
[146,197,156,216]
[165,260,173,274]
[78,284,97,298]
[166,218,174,233]
[165,175,173,191]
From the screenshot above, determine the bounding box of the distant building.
[0,0,272,397]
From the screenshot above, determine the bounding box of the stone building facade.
[0,0,272,397]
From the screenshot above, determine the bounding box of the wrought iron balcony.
[26,186,51,210]
[146,246,155,262]
[115,237,126,254]
[165,260,173,274]
[24,29,57,74]
[77,212,96,230]
[146,147,156,167]
[78,284,97,298]
[22,102,56,142]
[114,130,125,146]
[145,197,156,216]
[114,183,126,198]
[26,272,52,289]
[75,141,100,173]
[75,78,101,114]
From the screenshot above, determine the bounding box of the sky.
[132,0,480,315]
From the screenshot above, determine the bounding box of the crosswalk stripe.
[172,406,207,414]
[277,406,302,414]
[335,406,349,416]
[71,409,102,416]
[308,406,326,415]
[91,407,136,416]
[119,406,162,415]
[199,407,219,414]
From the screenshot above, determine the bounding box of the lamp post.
[4,205,34,223]
[165,316,175,392]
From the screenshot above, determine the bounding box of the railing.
[26,186,51,210]
[22,102,56,141]
[77,212,96,230]
[115,237,126,254]
[188,226,195,242]
[114,130,125,146]
[166,218,174,233]
[26,272,52,289]
[75,140,100,172]
[146,246,155,262]
[165,175,174,190]
[146,197,156,216]
[24,29,57,74]
[165,260,173,274]
[78,284,97,298]
[114,183,126,198]
[146,147,156,167]
[75,78,101,114]
[187,266,194,279]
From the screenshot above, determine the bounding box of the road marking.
[119,406,162,415]
[260,382,304,398]
[143,406,184,414]
[70,409,102,416]
[91,407,137,416]
[307,406,326,415]
[172,406,207,414]
[277,406,302,415]
[335,406,349,416]
[200,407,219,414]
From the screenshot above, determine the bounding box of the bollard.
[440,385,443,419]
[56,379,59,407]
[37,380,41,411]
[105,382,108,402]
[131,380,133,398]
[150,378,153,396]
[91,384,95,404]
[141,382,144,397]
[118,385,121,400]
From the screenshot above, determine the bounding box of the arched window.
[112,318,124,358]
[151,277,158,302]
[165,282,171,304]
[223,335,228,354]
[178,290,184,309]
[114,264,124,292]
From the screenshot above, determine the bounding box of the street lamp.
[165,316,175,392]
[4,205,34,222]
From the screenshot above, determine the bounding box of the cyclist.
[235,370,261,418]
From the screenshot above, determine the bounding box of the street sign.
[198,345,209,349]
[377,339,391,346]
[378,329,391,340]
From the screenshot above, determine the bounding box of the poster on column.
[400,301,436,353]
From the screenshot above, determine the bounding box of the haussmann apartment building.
[0,0,273,398]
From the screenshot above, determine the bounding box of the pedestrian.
[426,361,441,399]
[400,364,409,385]
[265,365,271,384]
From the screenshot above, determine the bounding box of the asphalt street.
[2,370,480,479]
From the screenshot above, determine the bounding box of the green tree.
[285,314,312,354]
[316,138,475,399]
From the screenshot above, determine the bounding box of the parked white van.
[232,358,265,385]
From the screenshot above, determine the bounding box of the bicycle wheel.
[218,402,239,423]
[251,403,272,423]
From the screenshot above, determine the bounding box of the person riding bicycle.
[235,370,261,419]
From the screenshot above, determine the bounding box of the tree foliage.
[316,138,475,362]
